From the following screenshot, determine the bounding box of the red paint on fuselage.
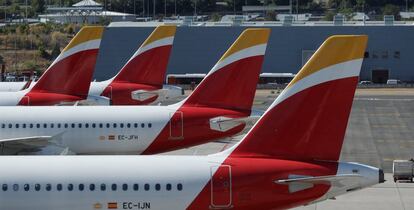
[188,158,337,210]
[18,92,84,106]
[101,82,161,105]
[142,107,249,154]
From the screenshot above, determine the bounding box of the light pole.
[194,0,197,16]
[164,0,166,17]
[233,0,235,15]
[134,0,136,16]
[153,0,155,19]
[142,0,145,17]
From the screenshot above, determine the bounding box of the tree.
[382,4,400,19]
[31,0,46,15]
[50,43,61,60]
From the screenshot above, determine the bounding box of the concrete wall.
[94,26,414,82]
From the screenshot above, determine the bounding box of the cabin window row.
[0,123,152,129]
[1,183,182,192]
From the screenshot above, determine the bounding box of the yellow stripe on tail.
[288,35,368,87]
[63,26,104,53]
[219,28,270,62]
[141,25,177,47]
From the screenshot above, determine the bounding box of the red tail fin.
[182,28,270,112]
[229,35,368,161]
[29,26,104,97]
[111,25,176,86]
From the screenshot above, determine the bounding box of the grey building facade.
[94,24,414,83]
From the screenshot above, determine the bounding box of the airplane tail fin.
[111,25,177,87]
[181,28,270,113]
[228,35,368,161]
[30,26,104,97]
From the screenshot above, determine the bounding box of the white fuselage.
[0,155,224,210]
[0,81,182,106]
[0,155,380,210]
[0,105,181,154]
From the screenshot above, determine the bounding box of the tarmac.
[162,88,414,210]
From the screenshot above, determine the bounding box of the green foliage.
[324,10,336,21]
[210,13,221,21]
[31,0,46,14]
[50,43,61,60]
[37,45,49,59]
[23,60,37,70]
[265,11,276,21]
[382,4,400,16]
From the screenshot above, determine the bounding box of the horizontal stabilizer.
[275,174,362,193]
[210,110,262,132]
[131,89,168,102]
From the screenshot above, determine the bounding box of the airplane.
[87,25,183,105]
[0,26,107,106]
[0,35,384,210]
[0,25,183,105]
[0,28,270,155]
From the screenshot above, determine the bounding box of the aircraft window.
[79,184,84,191]
[100,184,106,191]
[68,184,73,191]
[106,123,110,128]
[15,124,19,129]
[35,184,41,191]
[64,124,68,128]
[71,123,75,128]
[43,123,47,128]
[111,184,117,191]
[85,123,89,128]
[155,183,160,191]
[46,184,52,191]
[13,184,19,191]
[122,184,128,191]
[36,124,40,128]
[92,123,96,128]
[57,123,61,128]
[2,184,7,191]
[133,184,139,191]
[141,123,145,128]
[134,123,138,128]
[113,123,117,128]
[24,184,29,191]
[166,184,171,191]
[30,124,33,128]
[8,124,12,128]
[23,124,26,128]
[50,124,54,128]
[89,184,95,191]
[127,123,131,128]
[99,123,103,128]
[144,184,150,191]
[57,184,62,191]
[78,124,82,128]
[120,123,124,128]
[1,124,4,128]
[148,123,152,128]
[177,184,183,191]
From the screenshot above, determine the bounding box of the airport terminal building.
[94,21,414,83]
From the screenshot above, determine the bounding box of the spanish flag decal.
[107,202,118,209]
